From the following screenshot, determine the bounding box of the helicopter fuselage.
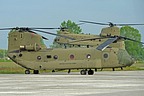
[8,47,134,71]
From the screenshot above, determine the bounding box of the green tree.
[120,26,144,60]
[0,49,7,59]
[60,20,82,34]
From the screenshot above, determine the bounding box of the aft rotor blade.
[96,37,118,51]
[31,29,75,40]
[79,20,144,27]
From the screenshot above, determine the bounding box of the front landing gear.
[33,70,39,74]
[25,70,39,74]
[80,69,94,75]
[25,69,30,74]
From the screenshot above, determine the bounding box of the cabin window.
[86,54,91,59]
[37,56,41,60]
[47,55,52,58]
[40,38,45,45]
[70,54,74,60]
[53,55,58,60]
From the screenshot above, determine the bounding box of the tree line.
[0,49,7,59]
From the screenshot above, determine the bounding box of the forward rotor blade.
[31,29,75,40]
[96,37,118,51]
[0,27,68,30]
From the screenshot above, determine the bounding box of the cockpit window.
[40,37,45,45]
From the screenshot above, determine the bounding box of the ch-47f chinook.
[0,23,143,75]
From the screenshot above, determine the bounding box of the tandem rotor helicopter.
[0,20,144,75]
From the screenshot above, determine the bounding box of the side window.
[86,54,91,59]
[70,54,74,60]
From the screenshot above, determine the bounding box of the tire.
[25,70,30,74]
[88,69,94,75]
[33,70,39,74]
[80,70,87,75]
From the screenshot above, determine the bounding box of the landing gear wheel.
[88,69,94,75]
[80,70,87,75]
[25,70,30,74]
[33,70,39,74]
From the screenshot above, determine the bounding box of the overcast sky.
[0,0,144,49]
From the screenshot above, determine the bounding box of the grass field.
[0,61,24,74]
[0,61,144,74]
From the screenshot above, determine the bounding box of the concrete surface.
[0,71,144,96]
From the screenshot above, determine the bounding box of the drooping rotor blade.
[96,37,118,51]
[31,29,75,40]
[42,36,49,40]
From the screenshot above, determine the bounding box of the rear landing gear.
[80,69,94,75]
[25,70,39,74]
[80,70,87,75]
